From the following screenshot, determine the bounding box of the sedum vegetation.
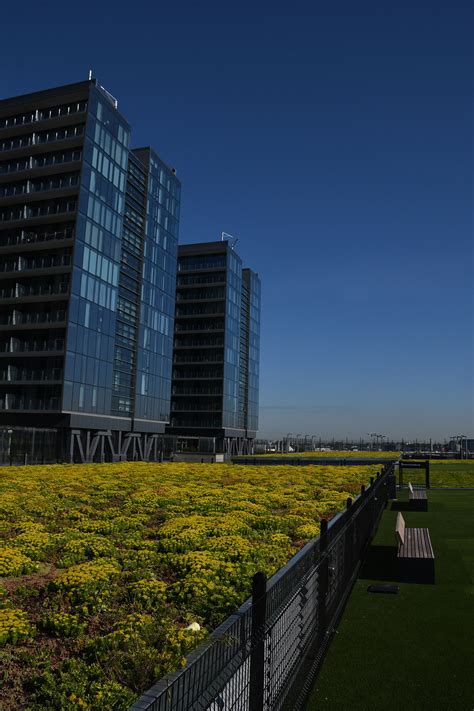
[251,450,400,458]
[0,461,379,709]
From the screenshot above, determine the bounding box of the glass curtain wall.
[223,248,242,429]
[245,270,260,433]
[62,87,130,416]
[134,150,180,425]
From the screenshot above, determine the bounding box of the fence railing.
[130,463,393,711]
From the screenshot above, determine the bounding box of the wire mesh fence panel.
[130,465,394,711]
[265,538,319,618]
[326,536,345,612]
[266,565,319,710]
[206,656,250,710]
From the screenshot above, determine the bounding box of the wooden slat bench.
[395,512,435,583]
[408,482,428,511]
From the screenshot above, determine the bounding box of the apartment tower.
[0,79,180,461]
[166,241,260,455]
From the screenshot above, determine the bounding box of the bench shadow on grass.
[359,545,399,582]
[359,545,435,585]
[391,501,428,512]
[390,501,414,511]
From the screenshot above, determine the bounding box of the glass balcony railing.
[0,396,61,411]
[176,287,226,301]
[0,102,87,130]
[0,368,62,382]
[0,282,69,299]
[173,355,224,364]
[0,255,71,273]
[0,199,77,223]
[172,368,223,380]
[177,259,226,272]
[176,306,225,317]
[0,149,82,176]
[171,403,222,412]
[169,417,221,428]
[0,339,64,354]
[0,173,79,199]
[0,226,74,248]
[174,322,225,332]
[0,125,84,153]
[177,275,226,287]
[0,310,66,326]
[174,339,224,348]
[172,388,223,396]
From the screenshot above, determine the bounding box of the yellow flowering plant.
[0,460,378,708]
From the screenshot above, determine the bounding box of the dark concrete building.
[0,79,180,462]
[166,241,260,455]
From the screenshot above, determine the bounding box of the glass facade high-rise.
[0,79,180,461]
[167,241,260,454]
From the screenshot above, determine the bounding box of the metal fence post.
[425,460,430,489]
[250,571,266,711]
[345,498,353,581]
[317,519,329,643]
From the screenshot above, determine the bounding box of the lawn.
[305,490,474,711]
[0,461,379,710]
[401,460,474,488]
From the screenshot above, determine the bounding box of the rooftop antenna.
[221,231,239,249]
[88,69,93,81]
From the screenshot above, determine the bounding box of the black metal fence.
[0,427,66,465]
[130,463,393,711]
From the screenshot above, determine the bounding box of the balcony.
[0,395,61,411]
[177,275,226,288]
[174,340,224,349]
[169,417,222,429]
[0,125,85,155]
[173,355,224,365]
[0,310,67,330]
[0,254,71,276]
[0,338,65,356]
[0,282,69,302]
[176,307,225,318]
[174,324,225,333]
[0,367,62,383]
[176,290,226,303]
[172,370,223,380]
[0,102,87,132]
[0,173,79,202]
[0,149,82,180]
[172,388,223,396]
[0,198,77,226]
[0,226,74,252]
[171,401,222,412]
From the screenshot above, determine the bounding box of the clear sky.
[1,0,472,441]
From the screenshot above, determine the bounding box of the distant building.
[447,439,474,454]
[0,79,180,461]
[166,241,260,454]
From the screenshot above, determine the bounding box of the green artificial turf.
[305,491,474,711]
[401,460,474,488]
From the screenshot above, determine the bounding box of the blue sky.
[2,0,472,440]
